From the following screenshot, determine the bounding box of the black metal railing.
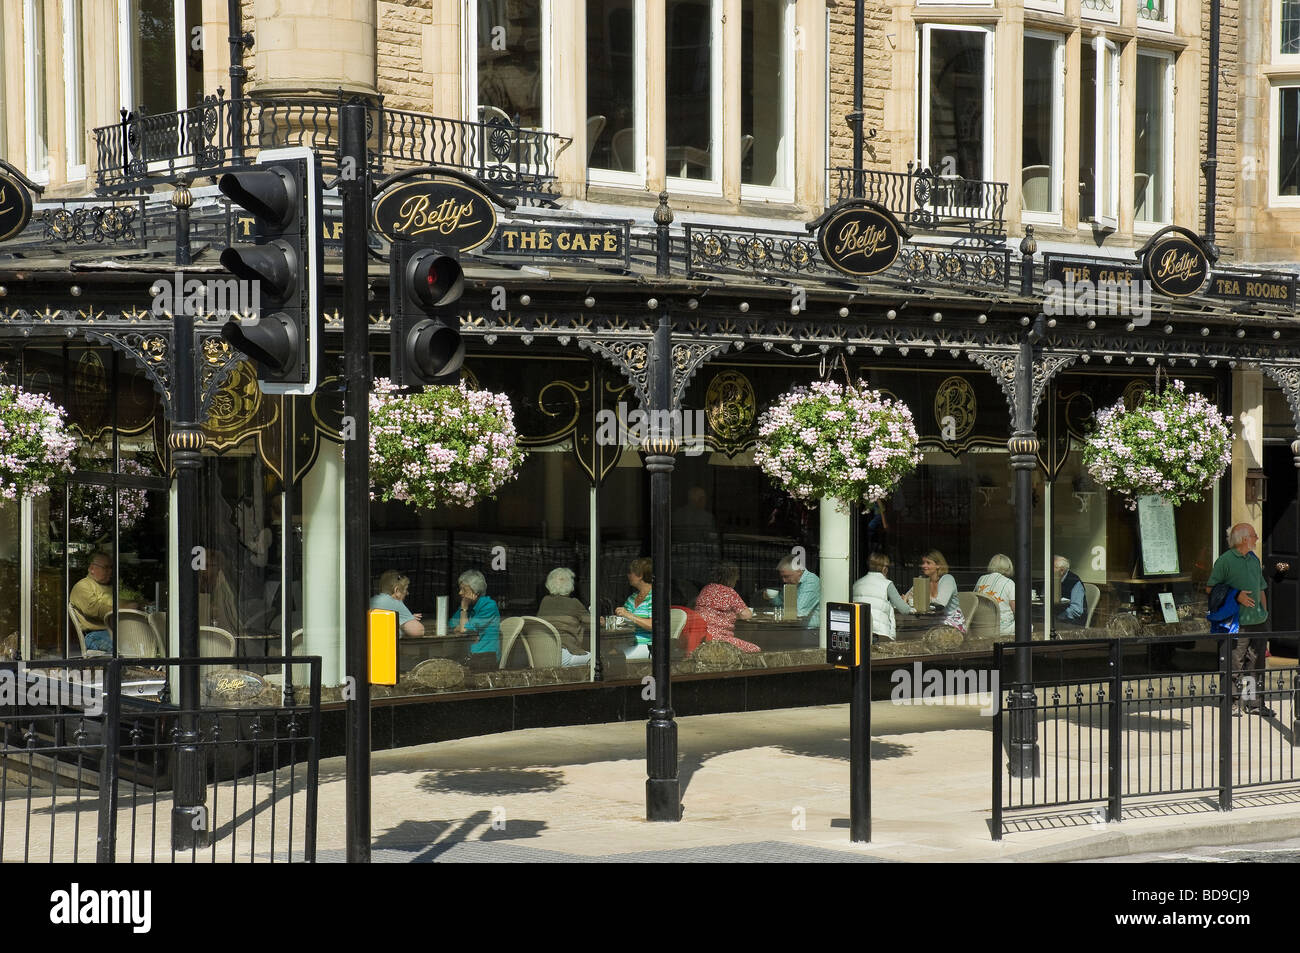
[828,162,1008,241]
[0,655,320,862]
[93,90,571,205]
[992,633,1299,839]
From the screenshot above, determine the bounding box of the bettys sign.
[1138,226,1215,298]
[815,200,907,277]
[371,176,498,252]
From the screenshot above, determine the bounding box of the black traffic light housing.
[390,242,466,387]
[218,147,321,395]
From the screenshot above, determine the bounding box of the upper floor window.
[1137,0,1174,32]
[666,0,722,189]
[741,0,793,196]
[1079,35,1119,228]
[472,0,547,128]
[1134,50,1173,225]
[24,0,49,183]
[118,0,205,116]
[1081,0,1118,25]
[64,0,86,179]
[587,0,643,181]
[1279,0,1300,58]
[918,24,993,182]
[1022,32,1063,221]
[1271,84,1300,204]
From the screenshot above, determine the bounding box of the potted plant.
[754,379,921,507]
[1081,378,1232,509]
[368,379,524,510]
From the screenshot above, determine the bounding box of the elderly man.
[1053,556,1087,627]
[69,553,138,653]
[771,555,821,629]
[1207,523,1288,716]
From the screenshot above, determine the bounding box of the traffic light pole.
[341,102,372,863]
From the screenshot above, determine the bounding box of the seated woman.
[613,557,654,660]
[450,570,501,670]
[905,550,967,634]
[973,554,1016,636]
[850,553,914,641]
[694,563,760,653]
[537,567,594,668]
[370,570,425,638]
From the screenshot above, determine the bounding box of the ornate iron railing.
[828,162,1008,241]
[93,90,571,205]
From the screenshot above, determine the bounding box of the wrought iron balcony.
[828,162,1008,242]
[92,89,572,205]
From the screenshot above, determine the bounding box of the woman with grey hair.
[974,554,1016,636]
[451,569,501,669]
[537,568,593,668]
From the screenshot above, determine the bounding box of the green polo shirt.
[1207,548,1268,627]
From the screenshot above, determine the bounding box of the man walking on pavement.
[1207,523,1288,716]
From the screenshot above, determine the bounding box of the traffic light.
[389,242,466,387]
[217,146,321,395]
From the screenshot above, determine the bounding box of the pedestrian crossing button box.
[826,602,867,669]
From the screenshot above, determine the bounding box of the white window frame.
[64,0,86,180]
[918,0,993,8]
[1021,30,1064,226]
[463,0,552,130]
[740,0,796,203]
[1081,0,1120,26]
[1269,82,1300,207]
[666,0,724,196]
[1275,0,1300,63]
[24,0,49,184]
[917,23,995,188]
[1080,35,1120,230]
[1133,49,1174,229]
[586,0,647,189]
[1025,0,1065,14]
[1137,0,1175,35]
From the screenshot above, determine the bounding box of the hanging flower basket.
[369,379,525,510]
[753,379,921,507]
[0,383,77,501]
[1081,379,1232,509]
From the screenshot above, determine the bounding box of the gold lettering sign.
[818,203,903,277]
[1142,230,1209,297]
[372,179,498,251]
[491,225,626,259]
[1209,272,1295,306]
[0,170,33,243]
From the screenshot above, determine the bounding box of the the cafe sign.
[816,201,906,277]
[0,167,33,243]
[371,177,497,252]
[1138,226,1214,298]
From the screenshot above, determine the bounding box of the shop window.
[666,0,722,189]
[1079,36,1120,228]
[918,25,993,183]
[740,0,793,196]
[1134,50,1174,226]
[24,0,48,183]
[471,0,546,129]
[1272,84,1300,204]
[587,0,644,181]
[1022,33,1063,220]
[64,0,85,179]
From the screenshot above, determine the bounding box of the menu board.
[1137,495,1180,576]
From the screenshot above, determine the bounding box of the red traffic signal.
[390,244,466,387]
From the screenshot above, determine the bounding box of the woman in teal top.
[450,569,501,663]
[614,557,654,659]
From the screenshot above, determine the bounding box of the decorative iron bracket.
[80,327,174,416]
[672,340,739,408]
[578,338,652,408]
[197,333,246,420]
[1253,362,1300,465]
[968,348,1077,429]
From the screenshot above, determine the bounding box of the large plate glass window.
[1273,84,1300,204]
[1134,50,1174,225]
[587,0,644,182]
[741,0,794,197]
[24,0,49,183]
[1079,36,1119,228]
[117,0,204,169]
[666,0,722,190]
[1022,33,1063,220]
[918,25,993,183]
[472,0,547,129]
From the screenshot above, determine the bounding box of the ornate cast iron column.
[645,308,681,822]
[169,178,209,848]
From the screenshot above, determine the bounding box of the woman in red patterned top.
[694,563,761,653]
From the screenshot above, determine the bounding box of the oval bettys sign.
[818,203,903,277]
[0,169,33,243]
[372,179,497,251]
[1143,232,1209,297]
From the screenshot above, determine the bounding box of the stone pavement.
[306,699,1300,862]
